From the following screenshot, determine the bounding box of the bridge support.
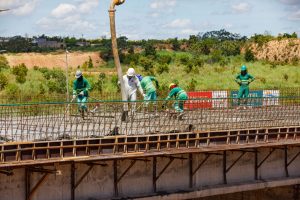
[25,167,57,200]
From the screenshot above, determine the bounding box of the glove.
[72,95,76,100]
[79,91,84,96]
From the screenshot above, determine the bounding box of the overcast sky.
[0,0,300,39]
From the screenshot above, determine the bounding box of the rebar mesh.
[0,96,299,143]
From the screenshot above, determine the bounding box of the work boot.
[177,113,185,120]
[121,111,129,122]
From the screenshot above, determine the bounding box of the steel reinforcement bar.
[0,97,299,143]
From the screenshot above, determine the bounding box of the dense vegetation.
[0,30,299,102]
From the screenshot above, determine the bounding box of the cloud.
[51,4,76,18]
[37,0,99,34]
[166,19,191,28]
[232,2,251,14]
[181,29,198,35]
[37,15,96,32]
[288,9,300,20]
[78,0,99,13]
[150,0,176,9]
[0,0,38,16]
[279,0,300,5]
[149,0,176,17]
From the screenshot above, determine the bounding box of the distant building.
[32,38,65,49]
[0,37,10,43]
[76,41,90,47]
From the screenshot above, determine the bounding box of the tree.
[12,63,28,84]
[88,56,93,68]
[94,73,106,92]
[245,49,255,62]
[0,55,9,70]
[6,83,21,101]
[0,73,8,90]
[171,37,180,51]
[139,56,154,72]
[156,63,169,74]
[144,43,156,57]
[157,54,172,65]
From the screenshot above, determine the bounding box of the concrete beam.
[133,177,300,200]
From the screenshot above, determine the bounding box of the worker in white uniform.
[120,68,145,121]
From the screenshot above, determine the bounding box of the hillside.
[4,52,103,69]
[248,38,300,63]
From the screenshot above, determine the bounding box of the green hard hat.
[241,65,247,71]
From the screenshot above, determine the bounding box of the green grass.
[0,51,299,102]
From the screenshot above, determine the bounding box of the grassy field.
[0,50,299,102]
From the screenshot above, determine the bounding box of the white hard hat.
[127,68,135,76]
[75,70,83,78]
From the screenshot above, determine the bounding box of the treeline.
[1,30,298,54]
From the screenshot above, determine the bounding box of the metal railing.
[0,87,299,104]
[0,96,299,143]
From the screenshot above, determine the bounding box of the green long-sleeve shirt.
[235,73,255,87]
[166,87,187,100]
[73,78,91,97]
[140,76,158,94]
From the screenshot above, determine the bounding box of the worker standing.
[121,68,145,121]
[235,65,255,108]
[164,83,188,119]
[72,70,91,114]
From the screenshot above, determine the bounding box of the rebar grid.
[0,97,299,143]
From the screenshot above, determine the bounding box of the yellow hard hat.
[169,83,177,90]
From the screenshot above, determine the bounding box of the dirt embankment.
[4,52,104,69]
[249,39,300,63]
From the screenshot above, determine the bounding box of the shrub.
[283,74,289,81]
[157,54,172,65]
[156,63,169,74]
[12,63,28,84]
[0,55,9,70]
[192,57,204,68]
[0,73,8,90]
[184,62,194,73]
[6,83,20,101]
[187,78,197,91]
[33,66,39,70]
[179,55,190,65]
[94,73,106,92]
[244,49,255,62]
[144,43,156,57]
[208,50,223,63]
[139,56,155,72]
[123,53,140,65]
[88,56,93,68]
[111,75,120,91]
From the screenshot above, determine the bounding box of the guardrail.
[0,96,299,143]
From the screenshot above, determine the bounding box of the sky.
[0,0,300,40]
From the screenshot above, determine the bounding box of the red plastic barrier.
[185,91,213,110]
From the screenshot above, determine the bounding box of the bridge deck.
[1,126,300,168]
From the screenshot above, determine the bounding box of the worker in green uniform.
[72,70,91,112]
[139,75,159,102]
[164,83,188,114]
[235,65,255,106]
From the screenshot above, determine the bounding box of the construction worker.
[140,75,159,102]
[72,70,91,113]
[235,65,255,106]
[122,68,145,101]
[164,83,188,119]
[121,68,145,121]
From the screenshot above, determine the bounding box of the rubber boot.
[121,111,128,122]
